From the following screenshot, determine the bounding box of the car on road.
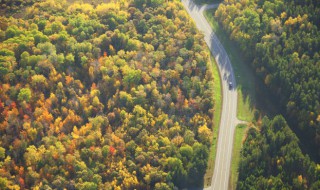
[229,81,232,89]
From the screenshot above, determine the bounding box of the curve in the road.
[181,1,239,190]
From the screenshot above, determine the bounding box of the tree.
[179,145,193,164]
[165,157,187,188]
[0,1,215,188]
[198,124,212,145]
[214,0,320,158]
[18,88,32,103]
[0,177,8,190]
[122,66,142,89]
[111,29,128,51]
[65,53,74,65]
[189,142,209,186]
[154,182,171,190]
[37,42,56,55]
[185,36,194,50]
[79,182,97,190]
[5,25,19,39]
[238,116,320,189]
[24,145,40,167]
[31,75,47,90]
[0,147,5,160]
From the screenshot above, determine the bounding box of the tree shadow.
[204,7,279,120]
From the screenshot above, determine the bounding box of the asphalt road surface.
[182,1,239,189]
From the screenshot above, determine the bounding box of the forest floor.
[204,8,279,190]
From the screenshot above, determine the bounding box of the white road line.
[181,1,239,190]
[221,94,229,188]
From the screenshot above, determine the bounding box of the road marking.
[182,1,238,189]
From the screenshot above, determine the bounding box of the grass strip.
[204,9,255,122]
[203,8,279,190]
[204,56,222,188]
[229,124,248,190]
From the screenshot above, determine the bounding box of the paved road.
[181,1,238,190]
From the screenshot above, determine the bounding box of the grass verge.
[204,9,255,122]
[229,124,248,190]
[204,7,279,190]
[204,56,222,188]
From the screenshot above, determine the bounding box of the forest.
[0,0,216,189]
[238,115,320,189]
[214,0,320,157]
[211,0,320,189]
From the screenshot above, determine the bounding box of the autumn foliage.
[214,0,320,157]
[0,0,215,189]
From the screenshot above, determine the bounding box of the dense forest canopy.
[238,116,320,189]
[210,0,320,189]
[215,0,320,157]
[0,0,216,189]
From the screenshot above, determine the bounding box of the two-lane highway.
[181,1,238,190]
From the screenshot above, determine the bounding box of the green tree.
[154,182,171,190]
[79,182,97,190]
[179,145,193,164]
[18,88,32,103]
[166,157,187,188]
[122,67,142,89]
